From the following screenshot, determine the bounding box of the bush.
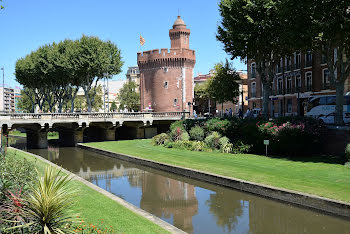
[189,126,205,141]
[345,143,350,161]
[219,137,230,146]
[170,127,189,141]
[232,141,252,154]
[205,132,221,149]
[221,143,233,153]
[191,141,207,151]
[172,140,193,150]
[206,118,231,134]
[170,120,185,131]
[345,162,350,169]
[152,133,170,145]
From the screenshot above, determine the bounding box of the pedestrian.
[245,108,251,119]
[224,109,228,117]
[239,109,243,119]
[229,108,232,117]
[193,110,197,119]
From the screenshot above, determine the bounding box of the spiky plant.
[5,166,78,233]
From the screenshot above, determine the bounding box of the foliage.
[189,126,205,141]
[232,141,252,154]
[15,35,123,113]
[345,162,350,169]
[219,137,230,146]
[170,120,185,131]
[191,141,207,152]
[220,143,233,154]
[110,101,117,112]
[204,132,221,149]
[118,81,140,111]
[171,140,194,151]
[206,118,231,135]
[151,133,170,146]
[68,218,116,233]
[0,152,36,200]
[207,59,240,105]
[345,143,350,161]
[17,88,36,113]
[16,166,78,233]
[194,81,211,114]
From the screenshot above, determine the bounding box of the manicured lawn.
[9,131,59,139]
[86,139,350,203]
[7,147,169,234]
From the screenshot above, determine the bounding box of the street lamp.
[1,67,4,113]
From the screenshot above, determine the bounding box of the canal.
[10,137,350,234]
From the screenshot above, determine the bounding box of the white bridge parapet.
[0,112,189,129]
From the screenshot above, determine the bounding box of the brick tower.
[137,16,196,112]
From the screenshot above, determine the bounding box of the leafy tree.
[309,1,350,125]
[17,88,35,113]
[207,60,240,106]
[74,36,123,112]
[194,81,211,115]
[217,0,305,118]
[118,81,140,111]
[110,100,117,112]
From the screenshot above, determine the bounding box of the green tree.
[194,81,211,115]
[110,100,117,112]
[17,88,35,113]
[207,60,240,106]
[217,0,305,118]
[309,1,350,125]
[118,81,140,111]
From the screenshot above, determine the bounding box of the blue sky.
[0,0,246,88]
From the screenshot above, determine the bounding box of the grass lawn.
[7,147,169,234]
[9,131,59,140]
[86,139,350,203]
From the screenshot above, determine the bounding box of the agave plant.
[5,166,78,233]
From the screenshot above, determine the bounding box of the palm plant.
[5,166,78,233]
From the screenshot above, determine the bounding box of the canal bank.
[77,142,350,219]
[7,146,183,234]
[10,136,350,234]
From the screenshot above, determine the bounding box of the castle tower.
[137,16,196,112]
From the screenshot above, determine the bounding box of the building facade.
[137,16,196,112]
[193,71,248,116]
[126,66,140,92]
[0,87,17,113]
[247,51,350,117]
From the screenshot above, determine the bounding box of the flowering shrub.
[151,133,169,145]
[206,118,231,135]
[189,126,205,141]
[221,143,233,153]
[69,218,116,233]
[205,132,221,149]
[170,127,189,141]
[191,141,207,151]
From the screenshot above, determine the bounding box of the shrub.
[152,133,170,145]
[170,127,189,141]
[191,141,206,151]
[205,132,221,149]
[172,140,193,150]
[345,143,350,161]
[206,118,231,134]
[189,126,205,141]
[345,162,350,169]
[232,141,252,154]
[221,143,233,153]
[170,120,185,131]
[219,137,230,146]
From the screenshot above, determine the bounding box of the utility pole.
[1,67,4,113]
[107,73,109,112]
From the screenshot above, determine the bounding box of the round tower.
[137,16,196,113]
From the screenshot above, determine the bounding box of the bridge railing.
[0,112,189,120]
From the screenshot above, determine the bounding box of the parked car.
[318,112,350,124]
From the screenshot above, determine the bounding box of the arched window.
[305,72,312,91]
[251,82,256,97]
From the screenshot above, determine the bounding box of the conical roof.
[173,16,186,29]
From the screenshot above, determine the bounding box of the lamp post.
[1,67,4,113]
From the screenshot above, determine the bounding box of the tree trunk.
[262,83,270,119]
[335,82,345,125]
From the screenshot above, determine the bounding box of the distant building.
[138,15,196,112]
[126,66,140,92]
[0,87,17,113]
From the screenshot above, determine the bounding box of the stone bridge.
[0,112,188,149]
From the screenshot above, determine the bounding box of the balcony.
[251,92,257,98]
[250,72,256,79]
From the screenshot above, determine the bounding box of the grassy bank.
[86,140,350,203]
[7,147,168,233]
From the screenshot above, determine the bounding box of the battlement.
[137,48,195,62]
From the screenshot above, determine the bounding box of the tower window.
[164,81,168,89]
[174,98,178,106]
[164,67,168,73]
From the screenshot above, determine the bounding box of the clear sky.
[0,0,246,88]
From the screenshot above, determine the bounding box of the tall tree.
[194,81,211,115]
[74,36,123,112]
[17,88,35,113]
[118,81,140,111]
[207,60,240,106]
[310,1,350,125]
[110,101,117,112]
[217,0,307,118]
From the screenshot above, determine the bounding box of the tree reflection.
[206,190,244,232]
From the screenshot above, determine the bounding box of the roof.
[173,16,186,29]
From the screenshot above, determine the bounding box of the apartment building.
[247,50,350,117]
[0,87,17,113]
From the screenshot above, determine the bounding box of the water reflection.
[10,137,350,234]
